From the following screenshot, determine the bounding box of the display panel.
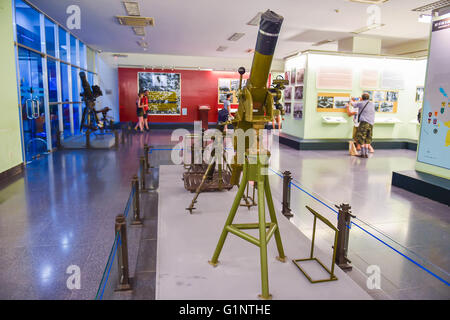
[362,90,398,113]
[293,102,303,119]
[138,72,181,115]
[417,16,450,170]
[316,92,351,112]
[217,78,246,104]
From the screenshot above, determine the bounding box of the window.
[59,27,68,62]
[79,42,86,69]
[15,0,41,51]
[44,18,56,57]
[71,66,80,132]
[60,62,71,137]
[70,35,78,66]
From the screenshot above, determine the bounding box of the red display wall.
[118,67,249,123]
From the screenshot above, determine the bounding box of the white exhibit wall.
[283,52,427,141]
[96,54,119,122]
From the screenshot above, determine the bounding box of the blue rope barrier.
[98,233,119,300]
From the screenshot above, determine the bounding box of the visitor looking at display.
[347,93,375,158]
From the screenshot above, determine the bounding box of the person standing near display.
[223,93,232,112]
[221,93,232,131]
[143,90,150,131]
[134,91,145,133]
[347,93,375,158]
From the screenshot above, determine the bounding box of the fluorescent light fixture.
[132,26,146,36]
[123,1,140,16]
[116,16,155,27]
[216,46,228,51]
[418,14,432,23]
[247,12,263,26]
[312,39,334,46]
[352,23,385,34]
[228,33,245,41]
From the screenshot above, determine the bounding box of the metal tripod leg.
[257,174,271,300]
[186,159,216,214]
[209,165,248,266]
[264,175,286,262]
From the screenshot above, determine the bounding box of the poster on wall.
[217,78,246,104]
[284,87,292,100]
[284,102,291,114]
[293,102,303,119]
[360,69,379,88]
[416,86,424,102]
[285,71,290,85]
[290,68,296,85]
[316,66,353,90]
[294,86,304,100]
[138,72,181,115]
[363,90,398,113]
[316,92,351,112]
[296,68,305,84]
[417,16,450,170]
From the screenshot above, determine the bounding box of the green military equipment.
[209,9,286,299]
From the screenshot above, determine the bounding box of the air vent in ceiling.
[133,26,145,36]
[116,16,155,27]
[122,1,140,16]
[348,0,389,4]
[412,0,450,12]
[112,54,129,58]
[247,12,263,26]
[137,40,149,48]
[216,46,228,52]
[228,33,245,41]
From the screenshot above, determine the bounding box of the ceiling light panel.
[247,12,263,26]
[116,16,155,27]
[312,40,334,46]
[123,1,140,16]
[228,33,245,41]
[412,0,450,12]
[137,40,148,48]
[216,46,228,52]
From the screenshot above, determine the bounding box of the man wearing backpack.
[347,93,375,158]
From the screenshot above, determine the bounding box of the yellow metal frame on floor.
[209,153,286,300]
[292,205,339,284]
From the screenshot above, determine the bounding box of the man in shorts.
[348,93,375,158]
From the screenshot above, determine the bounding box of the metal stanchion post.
[335,203,355,271]
[144,144,150,173]
[282,171,293,218]
[115,214,132,291]
[121,128,125,144]
[131,175,143,225]
[140,156,146,191]
[114,130,119,149]
[86,131,91,149]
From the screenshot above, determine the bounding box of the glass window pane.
[70,35,77,66]
[72,67,80,133]
[86,47,95,72]
[60,63,71,137]
[15,0,41,51]
[45,18,56,57]
[79,42,86,69]
[47,59,59,146]
[59,27,68,61]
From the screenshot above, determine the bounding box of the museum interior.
[0,0,449,303]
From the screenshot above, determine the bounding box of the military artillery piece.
[208,10,287,299]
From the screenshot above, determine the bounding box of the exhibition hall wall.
[0,1,23,174]
[96,55,120,122]
[118,68,250,123]
[282,52,427,142]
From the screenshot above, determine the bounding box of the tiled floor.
[0,129,448,299]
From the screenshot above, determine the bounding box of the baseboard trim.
[0,163,24,188]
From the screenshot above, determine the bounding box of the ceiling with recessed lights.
[27,0,436,59]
